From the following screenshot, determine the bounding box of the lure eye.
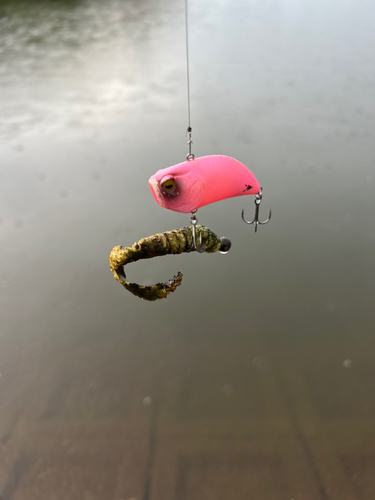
[162,178,176,192]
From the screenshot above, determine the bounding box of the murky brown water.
[1,0,375,499]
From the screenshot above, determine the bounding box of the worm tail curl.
[109,225,222,301]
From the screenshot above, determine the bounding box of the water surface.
[1,0,375,498]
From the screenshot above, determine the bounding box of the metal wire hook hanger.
[185,0,206,252]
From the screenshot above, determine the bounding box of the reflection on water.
[1,0,375,498]
[0,0,182,141]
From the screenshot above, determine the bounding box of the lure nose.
[148,178,163,207]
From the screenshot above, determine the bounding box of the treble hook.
[242,187,271,232]
[190,209,206,252]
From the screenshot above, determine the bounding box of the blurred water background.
[1,0,375,498]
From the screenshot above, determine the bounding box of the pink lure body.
[148,155,260,214]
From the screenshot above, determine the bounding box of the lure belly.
[149,155,260,213]
[109,225,231,301]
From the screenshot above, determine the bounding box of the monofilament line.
[185,0,191,131]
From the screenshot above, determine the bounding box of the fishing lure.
[149,153,271,235]
[109,225,231,301]
[149,155,260,213]
[109,0,271,301]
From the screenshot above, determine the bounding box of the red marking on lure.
[148,155,260,214]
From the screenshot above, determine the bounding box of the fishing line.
[185,0,191,131]
[185,0,194,160]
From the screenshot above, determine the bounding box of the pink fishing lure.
[148,155,260,214]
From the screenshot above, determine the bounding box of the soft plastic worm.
[109,225,224,301]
